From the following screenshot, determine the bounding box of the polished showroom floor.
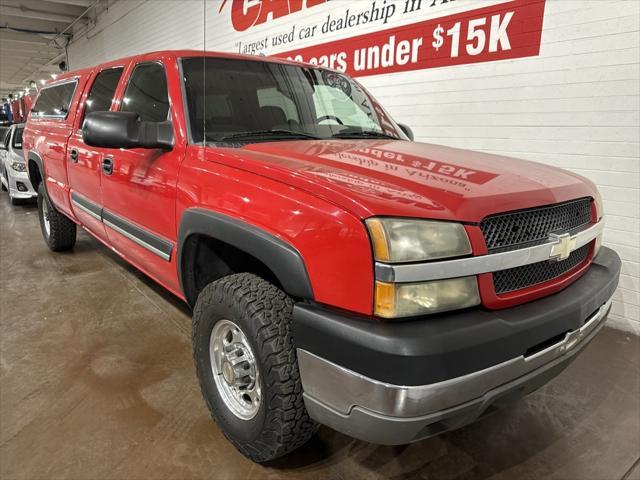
[1,194,639,480]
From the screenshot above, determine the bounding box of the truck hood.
[205,140,597,223]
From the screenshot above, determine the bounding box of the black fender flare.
[27,151,45,193]
[177,208,314,304]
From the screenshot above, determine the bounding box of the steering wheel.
[317,115,344,125]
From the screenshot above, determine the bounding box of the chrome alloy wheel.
[42,200,51,237]
[210,319,261,420]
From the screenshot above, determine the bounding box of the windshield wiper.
[215,129,321,142]
[332,130,398,140]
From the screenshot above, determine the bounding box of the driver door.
[100,55,184,292]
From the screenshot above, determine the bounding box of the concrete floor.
[0,194,639,480]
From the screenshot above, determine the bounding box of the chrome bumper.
[298,299,612,444]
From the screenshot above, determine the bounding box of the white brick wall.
[68,0,640,333]
[66,0,205,69]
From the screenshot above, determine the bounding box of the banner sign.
[276,0,546,77]
[219,0,329,32]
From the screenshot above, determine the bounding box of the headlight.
[366,218,472,263]
[10,162,26,172]
[375,277,480,318]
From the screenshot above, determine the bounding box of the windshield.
[12,127,23,149]
[181,57,403,144]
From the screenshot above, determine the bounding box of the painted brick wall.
[67,0,640,333]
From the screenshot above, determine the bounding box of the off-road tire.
[38,183,76,251]
[192,273,318,462]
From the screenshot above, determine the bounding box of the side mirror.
[83,111,174,151]
[398,123,414,141]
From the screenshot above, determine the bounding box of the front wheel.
[192,273,318,462]
[37,183,77,251]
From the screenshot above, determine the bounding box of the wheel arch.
[178,208,314,307]
[27,151,45,192]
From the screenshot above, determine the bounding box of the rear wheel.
[37,183,76,251]
[192,273,318,462]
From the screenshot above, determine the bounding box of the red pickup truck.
[23,50,620,462]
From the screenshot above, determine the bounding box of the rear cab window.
[31,80,78,119]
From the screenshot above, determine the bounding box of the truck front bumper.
[293,247,621,445]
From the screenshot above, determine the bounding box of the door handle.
[102,157,114,175]
[69,149,78,163]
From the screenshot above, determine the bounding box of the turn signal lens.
[375,281,396,318]
[375,277,480,318]
[367,218,390,262]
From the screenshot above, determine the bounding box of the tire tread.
[38,183,76,251]
[192,273,318,462]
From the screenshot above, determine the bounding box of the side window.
[83,67,124,121]
[121,62,169,122]
[31,81,77,118]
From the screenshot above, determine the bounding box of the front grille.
[493,244,590,294]
[480,198,592,253]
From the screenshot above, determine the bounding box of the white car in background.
[1,123,36,205]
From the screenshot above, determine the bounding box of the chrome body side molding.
[71,192,102,222]
[70,191,173,261]
[102,210,173,261]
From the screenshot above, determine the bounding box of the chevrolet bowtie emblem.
[549,233,577,261]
